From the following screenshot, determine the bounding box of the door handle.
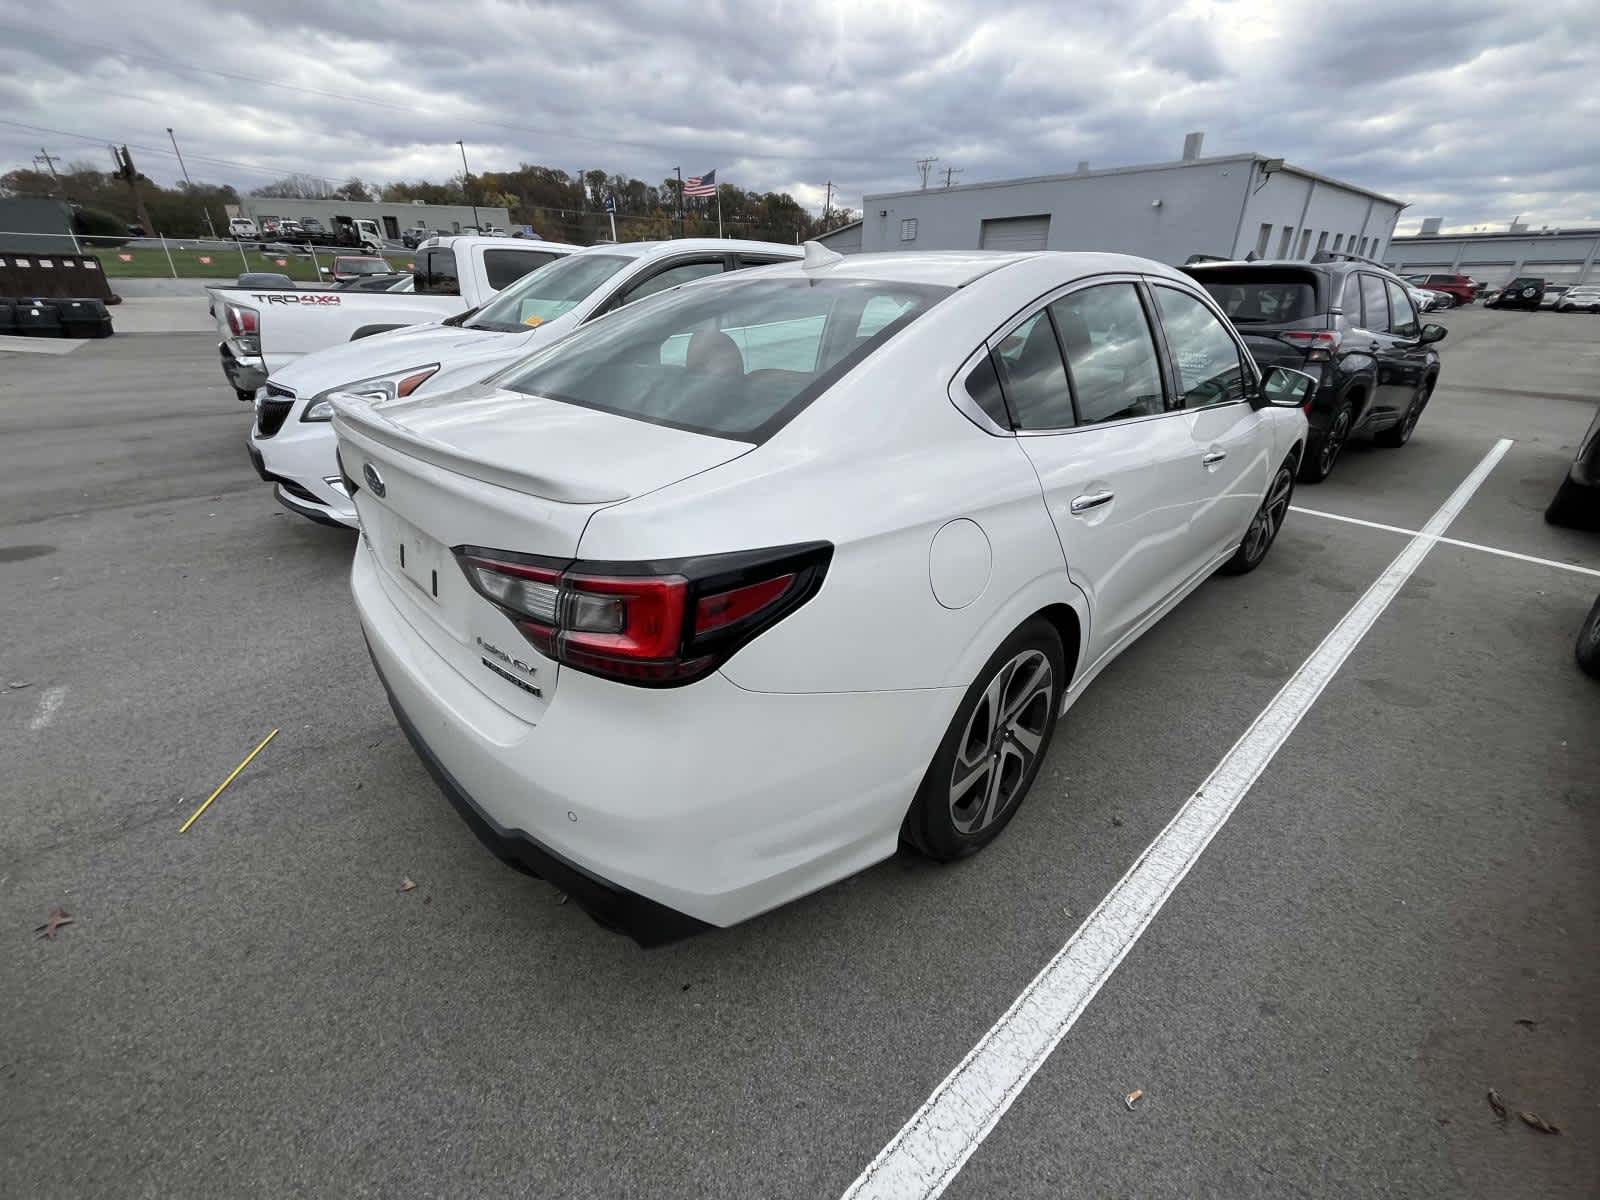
[1069,491,1115,515]
[1202,450,1228,466]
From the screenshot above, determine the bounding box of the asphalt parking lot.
[3,307,1597,1198]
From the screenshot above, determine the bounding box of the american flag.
[683,170,717,198]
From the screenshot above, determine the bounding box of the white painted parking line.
[1291,505,1600,580]
[840,438,1514,1200]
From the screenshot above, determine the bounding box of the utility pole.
[674,166,684,239]
[111,145,155,236]
[915,157,938,189]
[34,148,64,194]
[456,140,482,230]
[941,165,963,189]
[167,127,217,239]
[822,180,832,228]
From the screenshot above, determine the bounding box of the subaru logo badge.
[362,462,386,497]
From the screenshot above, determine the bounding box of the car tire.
[1376,379,1433,448]
[1299,401,1353,483]
[902,618,1065,862]
[1577,595,1600,679]
[1544,475,1598,530]
[1221,456,1296,575]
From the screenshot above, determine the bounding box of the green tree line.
[2,160,857,245]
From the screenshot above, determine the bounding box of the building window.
[1277,226,1294,258]
[1332,234,1344,252]
[1297,229,1312,259]
[1316,231,1329,253]
[1357,237,1369,256]
[1254,223,1272,257]
[900,218,918,242]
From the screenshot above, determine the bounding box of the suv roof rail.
[1184,253,1232,265]
[1310,249,1392,270]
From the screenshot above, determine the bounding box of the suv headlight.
[302,364,440,421]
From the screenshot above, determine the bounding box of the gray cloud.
[1,0,1596,232]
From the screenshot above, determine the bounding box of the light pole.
[457,140,482,230]
[167,127,218,239]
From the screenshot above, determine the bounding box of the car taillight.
[1277,329,1341,363]
[225,302,259,337]
[453,543,832,687]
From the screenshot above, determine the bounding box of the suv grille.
[256,399,294,437]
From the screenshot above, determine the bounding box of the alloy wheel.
[1320,409,1351,474]
[1242,466,1295,564]
[949,649,1054,835]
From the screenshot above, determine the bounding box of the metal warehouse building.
[1387,226,1600,289]
[230,198,511,240]
[836,135,1404,267]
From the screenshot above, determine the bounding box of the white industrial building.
[822,134,1405,267]
[1387,225,1600,289]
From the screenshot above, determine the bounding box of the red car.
[1403,271,1477,305]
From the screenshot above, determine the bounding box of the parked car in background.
[300,218,327,239]
[331,273,414,293]
[1555,284,1600,313]
[1184,257,1446,482]
[1402,272,1476,306]
[329,255,392,283]
[228,216,259,240]
[251,239,804,528]
[401,227,435,249]
[1484,277,1545,309]
[1409,285,1451,312]
[234,272,296,290]
[1577,595,1600,678]
[209,236,579,401]
[332,247,1312,941]
[1540,285,1571,310]
[1544,402,1600,531]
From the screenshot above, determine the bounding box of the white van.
[229,216,259,240]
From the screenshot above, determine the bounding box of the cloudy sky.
[2,0,1596,234]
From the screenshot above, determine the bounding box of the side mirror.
[1258,365,1316,409]
[1418,323,1447,345]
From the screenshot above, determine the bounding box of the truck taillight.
[225,302,259,337]
[454,543,832,687]
[1276,329,1341,362]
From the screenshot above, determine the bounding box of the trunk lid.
[332,387,753,720]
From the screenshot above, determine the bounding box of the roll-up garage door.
[979,215,1051,251]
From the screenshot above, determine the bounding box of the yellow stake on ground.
[179,729,279,833]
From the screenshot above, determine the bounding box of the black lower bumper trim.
[273,486,351,529]
[366,644,713,948]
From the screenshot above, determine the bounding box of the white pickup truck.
[248,239,804,528]
[209,236,580,401]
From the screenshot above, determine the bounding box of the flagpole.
[674,166,684,239]
[716,183,723,239]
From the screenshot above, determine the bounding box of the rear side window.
[963,354,1011,428]
[497,276,950,441]
[1152,287,1250,407]
[1048,283,1165,426]
[1340,274,1362,322]
[993,311,1074,429]
[617,259,725,307]
[1359,274,1390,333]
[483,249,557,290]
[417,248,459,295]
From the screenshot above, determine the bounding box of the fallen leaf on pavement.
[34,907,73,940]
[1487,1089,1508,1122]
[1518,1111,1560,1135]
[399,878,416,892]
[1125,1089,1143,1111]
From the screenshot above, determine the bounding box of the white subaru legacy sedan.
[334,247,1311,944]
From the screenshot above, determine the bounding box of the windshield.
[338,259,389,275]
[494,276,951,442]
[1196,277,1318,324]
[467,253,632,332]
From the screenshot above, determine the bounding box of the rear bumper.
[219,340,266,395]
[352,538,953,939]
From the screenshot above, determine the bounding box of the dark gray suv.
[1183,254,1447,482]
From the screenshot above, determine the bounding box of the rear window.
[1190,270,1318,324]
[495,276,951,441]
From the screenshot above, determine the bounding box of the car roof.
[576,238,805,262]
[767,249,1193,289]
[419,236,585,253]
